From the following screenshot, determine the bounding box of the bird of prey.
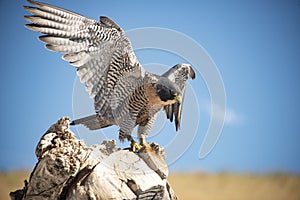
[24,0,195,151]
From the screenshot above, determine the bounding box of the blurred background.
[0,0,299,199]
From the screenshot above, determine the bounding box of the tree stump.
[10,117,178,200]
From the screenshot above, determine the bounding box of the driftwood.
[10,117,178,200]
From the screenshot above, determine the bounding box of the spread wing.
[24,0,144,117]
[163,64,195,131]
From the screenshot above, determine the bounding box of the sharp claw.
[130,138,154,153]
[138,138,153,153]
[131,141,142,152]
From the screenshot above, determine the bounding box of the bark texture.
[10,117,178,200]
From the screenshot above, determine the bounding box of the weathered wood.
[10,117,178,200]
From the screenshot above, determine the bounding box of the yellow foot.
[140,138,153,152]
[131,141,143,152]
[139,137,147,146]
[139,138,153,153]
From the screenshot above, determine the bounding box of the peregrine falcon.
[24,0,195,151]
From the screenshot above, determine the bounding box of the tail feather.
[70,114,114,130]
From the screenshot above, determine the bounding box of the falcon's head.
[156,77,182,105]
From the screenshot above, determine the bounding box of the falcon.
[24,0,195,151]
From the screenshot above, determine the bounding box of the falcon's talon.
[139,137,147,146]
[130,141,142,152]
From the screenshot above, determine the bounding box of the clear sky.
[0,0,299,173]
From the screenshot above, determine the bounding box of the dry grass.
[1,171,300,200]
[168,172,300,200]
[0,171,30,200]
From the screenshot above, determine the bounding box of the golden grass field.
[169,172,300,200]
[1,171,300,200]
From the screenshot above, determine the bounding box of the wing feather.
[163,64,195,131]
[24,0,144,119]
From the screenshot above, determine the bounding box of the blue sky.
[0,0,299,173]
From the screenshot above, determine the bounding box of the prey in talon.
[24,0,195,151]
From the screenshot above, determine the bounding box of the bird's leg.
[137,119,156,152]
[127,135,142,152]
[138,136,151,152]
[139,135,147,146]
